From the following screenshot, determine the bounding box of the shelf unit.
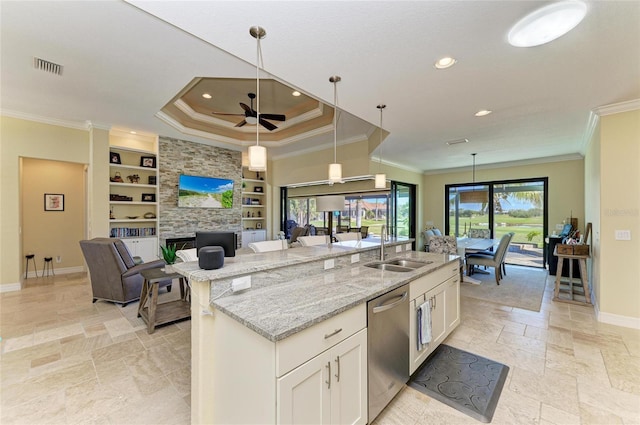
[109,131,159,262]
[241,168,266,231]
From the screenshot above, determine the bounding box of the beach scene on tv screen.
[178,175,234,208]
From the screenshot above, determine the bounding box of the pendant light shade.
[248,145,267,172]
[460,153,488,203]
[328,75,343,185]
[374,104,387,189]
[328,163,342,183]
[249,25,267,172]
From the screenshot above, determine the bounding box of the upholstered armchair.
[423,228,442,251]
[79,238,172,306]
[428,235,463,280]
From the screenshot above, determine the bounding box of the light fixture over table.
[328,76,343,185]
[374,104,387,189]
[460,153,489,203]
[248,26,267,172]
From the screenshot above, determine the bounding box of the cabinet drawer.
[410,263,457,300]
[276,304,366,377]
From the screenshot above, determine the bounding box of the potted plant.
[160,243,178,272]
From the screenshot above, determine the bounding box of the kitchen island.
[173,239,460,424]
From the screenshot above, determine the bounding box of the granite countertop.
[180,249,458,343]
[173,238,410,283]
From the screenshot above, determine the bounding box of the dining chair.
[336,225,349,233]
[297,235,331,247]
[466,232,514,284]
[248,240,289,253]
[468,228,491,239]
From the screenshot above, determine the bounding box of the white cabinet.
[241,229,267,248]
[122,237,158,263]
[409,264,460,374]
[277,329,367,425]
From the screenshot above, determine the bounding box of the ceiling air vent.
[33,57,63,76]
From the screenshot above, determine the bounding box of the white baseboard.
[0,282,22,293]
[596,303,640,330]
[22,266,86,280]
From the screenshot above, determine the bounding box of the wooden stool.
[138,267,190,334]
[553,247,591,305]
[24,254,38,278]
[42,257,55,276]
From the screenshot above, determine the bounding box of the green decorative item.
[161,243,179,265]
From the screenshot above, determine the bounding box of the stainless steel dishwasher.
[367,284,409,423]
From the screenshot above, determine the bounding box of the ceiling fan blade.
[239,102,252,113]
[211,111,244,116]
[259,113,286,122]
[259,118,277,131]
[235,120,247,128]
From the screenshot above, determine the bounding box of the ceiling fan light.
[475,109,492,117]
[374,173,386,189]
[248,145,267,172]
[245,116,258,125]
[328,163,343,184]
[508,0,587,47]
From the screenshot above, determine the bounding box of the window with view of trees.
[446,178,548,268]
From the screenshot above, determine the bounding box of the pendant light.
[460,153,488,203]
[328,76,343,184]
[374,104,387,189]
[248,26,267,172]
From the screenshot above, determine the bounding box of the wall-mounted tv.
[178,174,234,208]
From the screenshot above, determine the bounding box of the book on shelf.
[110,227,156,238]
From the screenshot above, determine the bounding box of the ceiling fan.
[211,93,286,131]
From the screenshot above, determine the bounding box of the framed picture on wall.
[140,156,156,168]
[256,222,262,229]
[44,193,64,211]
[110,152,121,164]
[141,193,156,202]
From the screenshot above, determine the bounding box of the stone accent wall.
[159,137,242,244]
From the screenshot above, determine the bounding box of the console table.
[553,247,591,305]
[138,267,190,333]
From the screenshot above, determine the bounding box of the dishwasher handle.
[372,291,407,314]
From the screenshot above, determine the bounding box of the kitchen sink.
[364,258,433,272]
[385,259,433,269]
[364,263,413,272]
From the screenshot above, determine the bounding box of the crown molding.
[580,110,600,154]
[370,155,424,174]
[593,98,640,116]
[423,153,584,175]
[0,109,97,130]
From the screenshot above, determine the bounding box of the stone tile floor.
[1,270,639,424]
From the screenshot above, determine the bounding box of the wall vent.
[33,57,63,76]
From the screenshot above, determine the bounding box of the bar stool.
[24,254,38,278]
[43,256,55,277]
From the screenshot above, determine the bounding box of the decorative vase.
[164,264,175,274]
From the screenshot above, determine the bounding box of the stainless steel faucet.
[380,225,387,261]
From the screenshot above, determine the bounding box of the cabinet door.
[122,238,157,263]
[277,352,331,425]
[429,288,446,346]
[444,275,460,333]
[330,329,367,425]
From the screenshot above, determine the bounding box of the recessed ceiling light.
[475,109,492,117]
[508,0,587,47]
[292,91,301,97]
[202,93,212,99]
[130,131,137,135]
[434,56,457,69]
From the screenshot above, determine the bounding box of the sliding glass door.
[391,181,416,250]
[446,178,547,268]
